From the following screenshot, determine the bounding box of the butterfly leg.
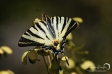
[54,52,59,65]
[42,46,52,50]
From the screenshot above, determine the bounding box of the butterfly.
[18,13,78,66]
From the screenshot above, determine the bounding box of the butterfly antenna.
[65,56,69,67]
[35,9,45,20]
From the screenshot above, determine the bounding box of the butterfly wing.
[50,16,78,41]
[18,14,77,47]
[18,21,47,47]
[63,18,77,38]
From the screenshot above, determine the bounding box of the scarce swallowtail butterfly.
[18,13,78,66]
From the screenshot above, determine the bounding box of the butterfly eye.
[52,40,60,46]
[54,41,59,46]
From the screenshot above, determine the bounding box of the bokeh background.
[0,0,112,74]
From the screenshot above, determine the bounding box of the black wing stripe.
[63,20,77,38]
[48,17,56,38]
[32,25,38,31]
[40,21,47,26]
[51,17,54,27]
[38,20,53,41]
[46,35,50,40]
[59,16,61,22]
[56,16,58,30]
[24,32,30,36]
[35,23,46,34]
[66,19,76,31]
[45,15,55,37]
[52,17,58,39]
[61,17,66,33]
[18,37,44,47]
[57,16,60,38]
[66,17,69,23]
[27,29,44,40]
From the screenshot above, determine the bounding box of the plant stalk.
[43,56,50,74]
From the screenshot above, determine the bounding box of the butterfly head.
[52,40,60,50]
[52,39,65,54]
[53,40,59,46]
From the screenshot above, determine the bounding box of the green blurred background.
[0,0,112,74]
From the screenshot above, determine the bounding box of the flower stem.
[43,56,50,74]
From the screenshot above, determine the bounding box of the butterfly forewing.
[44,15,56,39]
[50,16,77,41]
[18,21,47,47]
[63,19,78,38]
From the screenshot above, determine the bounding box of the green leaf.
[28,50,38,60]
[33,47,39,52]
[49,58,61,72]
[21,51,29,65]
[37,49,50,56]
[59,70,63,74]
[28,50,39,64]
[73,17,83,23]
[28,57,36,64]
